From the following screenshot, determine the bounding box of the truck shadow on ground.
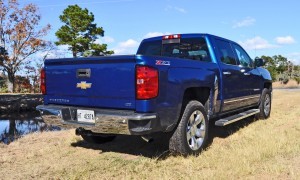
[71,116,258,159]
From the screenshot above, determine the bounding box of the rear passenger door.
[214,39,248,112]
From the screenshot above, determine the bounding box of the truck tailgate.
[44,55,136,110]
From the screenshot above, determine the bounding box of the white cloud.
[36,45,71,59]
[36,51,54,59]
[233,17,256,28]
[119,39,139,48]
[94,36,115,44]
[165,5,187,13]
[287,52,300,65]
[174,7,186,13]
[143,32,172,39]
[238,36,278,50]
[113,39,139,55]
[275,36,296,45]
[102,36,115,43]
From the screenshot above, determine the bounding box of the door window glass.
[233,44,253,68]
[215,39,237,65]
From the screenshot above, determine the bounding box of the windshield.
[137,37,211,62]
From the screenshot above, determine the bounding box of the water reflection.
[0,111,60,144]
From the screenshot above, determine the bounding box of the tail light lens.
[136,66,158,100]
[41,68,46,95]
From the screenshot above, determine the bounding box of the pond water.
[0,111,60,144]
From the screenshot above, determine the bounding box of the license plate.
[77,109,95,123]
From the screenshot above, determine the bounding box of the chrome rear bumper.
[36,105,157,135]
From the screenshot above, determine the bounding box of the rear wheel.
[81,133,116,144]
[169,100,209,156]
[258,88,272,119]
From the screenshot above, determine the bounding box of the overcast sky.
[19,0,300,64]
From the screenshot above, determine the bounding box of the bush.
[282,78,289,84]
[0,85,8,93]
[294,77,300,85]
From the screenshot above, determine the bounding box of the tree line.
[260,55,300,84]
[0,0,299,93]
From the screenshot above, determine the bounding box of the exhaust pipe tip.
[75,127,82,136]
[75,127,88,136]
[141,136,153,143]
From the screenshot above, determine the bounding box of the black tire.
[257,88,272,119]
[81,133,116,144]
[169,100,209,156]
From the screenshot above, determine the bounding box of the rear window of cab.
[137,37,211,62]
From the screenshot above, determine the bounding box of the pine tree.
[55,5,113,57]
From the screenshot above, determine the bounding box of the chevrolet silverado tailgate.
[44,55,136,110]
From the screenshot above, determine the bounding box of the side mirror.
[254,58,265,67]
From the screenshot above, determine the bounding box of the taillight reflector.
[136,66,158,100]
[41,68,46,95]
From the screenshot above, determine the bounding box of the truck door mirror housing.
[254,58,265,67]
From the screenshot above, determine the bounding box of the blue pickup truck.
[37,33,272,155]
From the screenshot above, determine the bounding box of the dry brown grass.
[0,90,300,179]
[273,79,300,89]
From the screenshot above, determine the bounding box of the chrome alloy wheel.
[186,110,206,151]
[264,93,271,115]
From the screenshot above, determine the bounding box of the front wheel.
[169,100,209,156]
[258,88,272,119]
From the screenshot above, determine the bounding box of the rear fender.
[155,67,218,132]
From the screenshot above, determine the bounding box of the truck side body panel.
[131,54,220,131]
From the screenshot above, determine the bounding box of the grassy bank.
[0,94,42,112]
[0,90,299,179]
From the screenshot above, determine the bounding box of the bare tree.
[24,42,56,93]
[0,0,51,92]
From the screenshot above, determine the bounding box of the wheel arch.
[182,87,210,108]
[178,87,212,122]
[264,81,272,90]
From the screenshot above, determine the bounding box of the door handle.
[77,69,91,78]
[223,71,231,75]
[240,69,250,76]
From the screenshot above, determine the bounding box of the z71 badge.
[156,60,170,66]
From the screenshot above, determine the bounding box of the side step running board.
[215,109,260,126]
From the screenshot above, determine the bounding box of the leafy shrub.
[282,78,289,84]
[294,77,300,85]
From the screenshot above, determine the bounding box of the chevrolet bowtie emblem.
[76,81,92,89]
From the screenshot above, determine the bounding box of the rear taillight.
[41,68,46,95]
[136,66,158,100]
